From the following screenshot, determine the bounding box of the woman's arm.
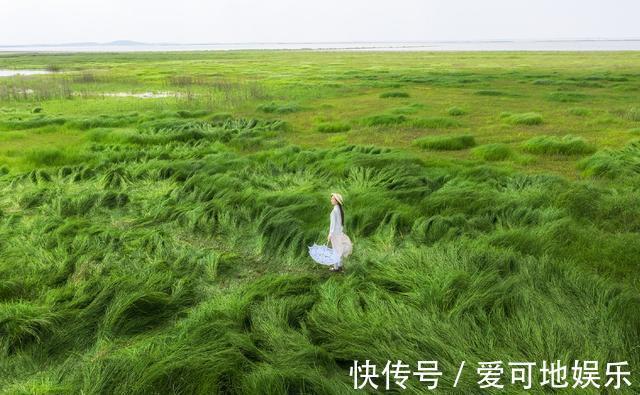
[328,207,337,240]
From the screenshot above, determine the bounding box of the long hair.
[337,203,344,227]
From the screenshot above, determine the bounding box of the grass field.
[0,50,639,394]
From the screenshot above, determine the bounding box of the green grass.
[257,102,302,114]
[389,103,424,115]
[547,91,588,102]
[568,107,591,116]
[474,89,507,96]
[407,116,461,129]
[503,112,544,125]
[0,115,67,130]
[0,50,639,393]
[523,135,596,156]
[471,143,514,161]
[23,147,88,166]
[619,107,640,121]
[359,113,406,126]
[379,91,410,98]
[316,121,351,133]
[209,112,233,123]
[447,106,466,116]
[413,134,476,150]
[67,113,139,130]
[578,139,640,178]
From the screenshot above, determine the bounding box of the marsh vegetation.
[0,51,639,393]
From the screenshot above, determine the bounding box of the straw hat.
[331,192,344,205]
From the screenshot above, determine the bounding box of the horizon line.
[2,37,640,48]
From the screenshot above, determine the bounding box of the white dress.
[329,205,352,268]
[308,205,353,267]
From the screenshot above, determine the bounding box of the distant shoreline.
[2,39,640,53]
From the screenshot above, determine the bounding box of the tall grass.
[578,140,640,178]
[522,135,596,155]
[24,148,88,167]
[257,102,302,114]
[474,89,507,96]
[390,103,425,115]
[471,143,514,161]
[316,121,351,133]
[413,135,476,150]
[568,107,591,116]
[0,115,67,130]
[407,117,461,129]
[615,107,640,121]
[0,114,638,392]
[447,106,466,116]
[359,114,406,127]
[0,76,73,101]
[547,91,588,102]
[67,113,140,130]
[0,51,638,394]
[503,112,543,126]
[379,91,410,98]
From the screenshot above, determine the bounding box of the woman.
[328,192,352,272]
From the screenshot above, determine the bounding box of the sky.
[1,0,639,45]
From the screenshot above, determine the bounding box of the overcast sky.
[1,0,639,45]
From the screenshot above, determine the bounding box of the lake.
[1,40,640,53]
[0,69,52,77]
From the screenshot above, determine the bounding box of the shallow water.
[5,90,183,99]
[0,69,51,77]
[100,91,184,99]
